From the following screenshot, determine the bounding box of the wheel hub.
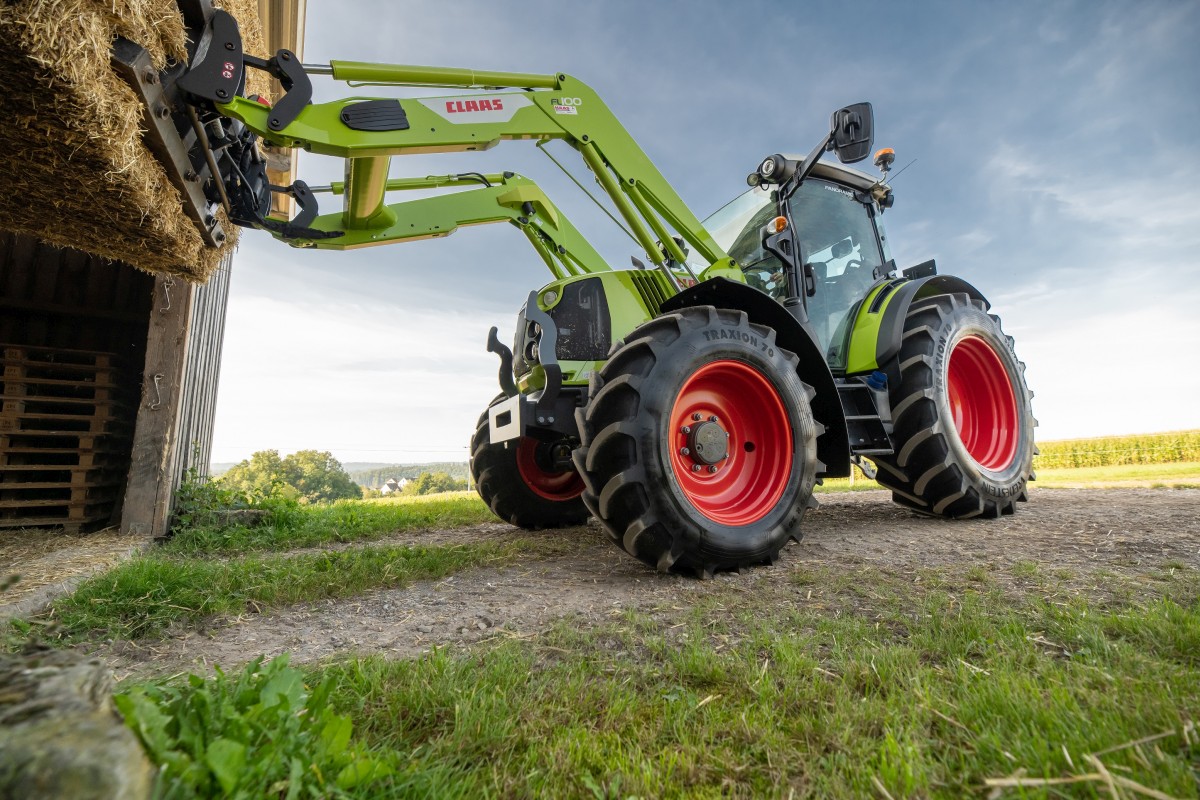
[686,420,729,465]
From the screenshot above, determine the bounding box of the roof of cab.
[782,156,881,192]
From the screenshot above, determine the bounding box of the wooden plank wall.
[120,248,232,537]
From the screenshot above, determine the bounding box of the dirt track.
[101,488,1200,678]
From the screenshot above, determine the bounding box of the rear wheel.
[470,399,588,529]
[873,293,1036,518]
[574,307,820,577]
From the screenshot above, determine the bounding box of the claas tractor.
[140,6,1035,577]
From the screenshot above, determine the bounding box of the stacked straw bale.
[0,0,268,282]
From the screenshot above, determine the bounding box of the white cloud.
[1016,303,1200,439]
[210,287,504,464]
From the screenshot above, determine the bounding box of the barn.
[0,0,306,539]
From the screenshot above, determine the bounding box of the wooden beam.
[258,0,306,218]
[120,275,194,537]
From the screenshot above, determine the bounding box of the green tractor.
[154,8,1035,577]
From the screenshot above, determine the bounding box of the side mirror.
[830,102,873,164]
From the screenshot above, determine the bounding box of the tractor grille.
[512,277,612,378]
[628,271,673,315]
[550,278,611,361]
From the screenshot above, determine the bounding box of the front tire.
[574,307,820,578]
[470,400,588,529]
[873,293,1036,518]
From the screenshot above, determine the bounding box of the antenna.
[886,158,918,184]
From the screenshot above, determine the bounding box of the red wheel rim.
[668,360,793,526]
[946,335,1019,471]
[516,438,585,501]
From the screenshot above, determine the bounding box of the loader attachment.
[113,1,328,248]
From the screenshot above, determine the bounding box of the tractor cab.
[699,158,893,372]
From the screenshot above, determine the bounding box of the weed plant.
[117,655,391,798]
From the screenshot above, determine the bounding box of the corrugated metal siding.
[168,251,233,502]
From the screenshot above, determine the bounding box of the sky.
[209,0,1200,466]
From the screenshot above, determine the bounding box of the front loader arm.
[304,172,609,280]
[178,10,736,283]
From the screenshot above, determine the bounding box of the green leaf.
[260,664,305,711]
[286,756,305,800]
[205,737,247,795]
[114,689,176,757]
[336,757,393,789]
[318,713,353,759]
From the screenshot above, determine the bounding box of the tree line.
[217,450,469,504]
[347,462,469,487]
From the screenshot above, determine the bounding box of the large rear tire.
[574,307,820,578]
[470,399,588,529]
[873,293,1036,518]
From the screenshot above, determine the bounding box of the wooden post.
[121,275,194,537]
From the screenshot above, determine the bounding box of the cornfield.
[1033,430,1200,469]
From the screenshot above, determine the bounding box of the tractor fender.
[874,275,989,370]
[660,278,850,478]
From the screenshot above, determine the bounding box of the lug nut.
[709,415,719,423]
[691,464,702,473]
[679,447,689,456]
[681,426,691,434]
[708,465,719,473]
[692,413,702,421]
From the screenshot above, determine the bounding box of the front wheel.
[470,399,588,529]
[574,307,820,578]
[873,293,1036,518]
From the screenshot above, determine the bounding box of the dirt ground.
[88,488,1199,679]
[0,527,154,620]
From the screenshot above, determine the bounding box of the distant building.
[379,477,410,495]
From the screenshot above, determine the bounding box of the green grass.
[100,564,1200,798]
[251,565,1200,798]
[165,492,495,557]
[17,535,573,644]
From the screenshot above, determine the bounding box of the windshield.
[698,186,777,272]
[700,179,886,370]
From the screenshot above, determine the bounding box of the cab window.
[788,179,885,368]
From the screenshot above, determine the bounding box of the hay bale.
[0,1,269,282]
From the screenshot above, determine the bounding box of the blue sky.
[210,0,1200,465]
